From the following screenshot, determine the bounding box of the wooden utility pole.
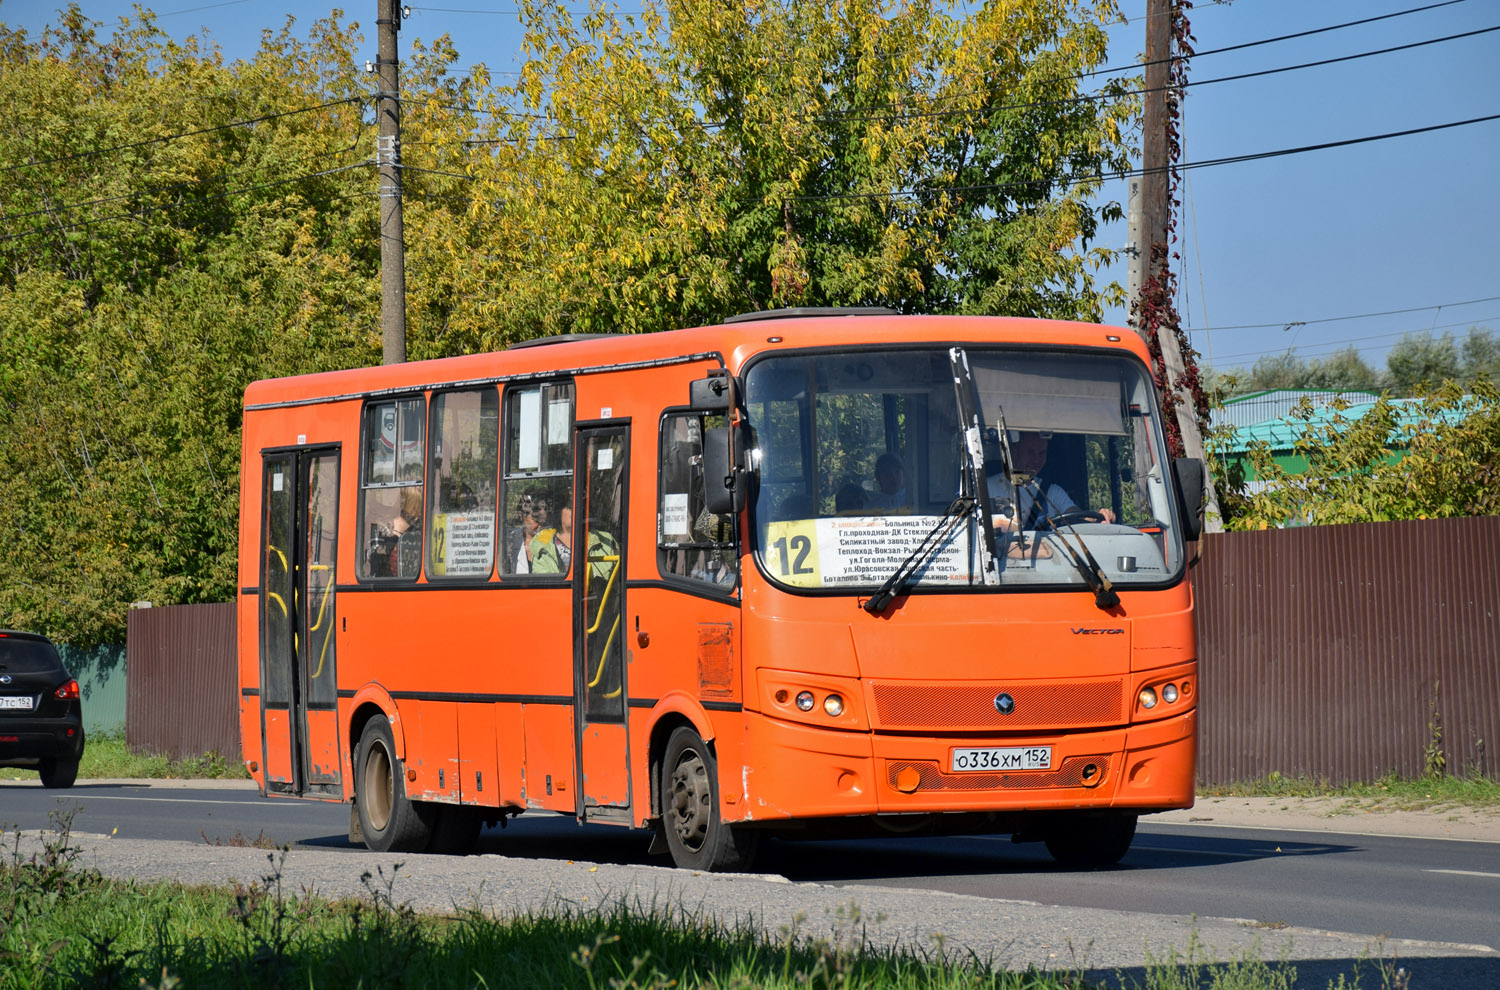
[1132,0,1221,529]
[377,0,406,365]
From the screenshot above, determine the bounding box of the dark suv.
[0,630,85,788]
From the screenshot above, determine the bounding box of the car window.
[0,637,61,673]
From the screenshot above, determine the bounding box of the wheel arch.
[646,691,717,818]
[348,683,406,768]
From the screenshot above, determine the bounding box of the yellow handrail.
[587,615,621,690]
[266,591,287,618]
[583,554,620,635]
[308,567,335,680]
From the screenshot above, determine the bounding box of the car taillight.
[54,680,79,701]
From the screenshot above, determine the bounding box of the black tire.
[39,756,79,789]
[660,726,758,872]
[1044,812,1137,867]
[425,804,481,855]
[355,715,435,853]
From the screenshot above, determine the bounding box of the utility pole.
[377,0,406,365]
[1132,0,1221,530]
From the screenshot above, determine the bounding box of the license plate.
[951,746,1051,772]
[0,696,34,711]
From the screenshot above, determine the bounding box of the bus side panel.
[304,709,342,784]
[623,587,743,820]
[411,700,459,802]
[262,709,295,786]
[494,702,527,806]
[457,702,501,806]
[237,594,264,788]
[522,703,576,812]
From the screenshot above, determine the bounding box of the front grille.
[869,679,1124,730]
[886,755,1111,791]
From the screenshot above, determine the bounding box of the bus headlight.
[1162,683,1179,704]
[823,694,844,717]
[1139,687,1158,710]
[795,691,815,712]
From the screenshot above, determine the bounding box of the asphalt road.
[2,780,1497,987]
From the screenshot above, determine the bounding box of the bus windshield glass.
[744,347,1185,593]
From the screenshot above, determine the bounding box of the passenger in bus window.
[530,503,573,574]
[835,482,867,515]
[507,492,540,572]
[865,453,910,512]
[987,431,1115,529]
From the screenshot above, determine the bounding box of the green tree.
[1385,331,1462,393]
[0,7,378,644]
[1,1,1139,642]
[1214,382,1500,529]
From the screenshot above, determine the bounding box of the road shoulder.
[1150,795,1500,842]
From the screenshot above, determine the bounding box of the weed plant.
[1,811,1410,990]
[1198,769,1500,809]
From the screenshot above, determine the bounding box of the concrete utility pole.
[1132,0,1221,530]
[377,0,406,365]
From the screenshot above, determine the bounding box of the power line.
[818,23,1500,126]
[1106,0,1471,79]
[782,112,1500,203]
[0,162,372,244]
[0,144,366,224]
[1207,314,1500,365]
[1190,295,1500,332]
[0,98,362,176]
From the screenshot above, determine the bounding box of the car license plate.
[951,746,1051,772]
[0,696,34,711]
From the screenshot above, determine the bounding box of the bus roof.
[242,314,1148,409]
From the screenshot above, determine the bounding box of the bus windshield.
[744,346,1185,594]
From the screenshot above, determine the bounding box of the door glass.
[303,454,339,710]
[261,455,296,709]
[579,429,626,721]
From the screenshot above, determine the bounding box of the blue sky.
[5,0,1498,379]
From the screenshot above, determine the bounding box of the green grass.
[0,811,1410,990]
[2,730,249,783]
[1200,769,1500,810]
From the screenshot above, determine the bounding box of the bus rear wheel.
[660,726,758,872]
[1044,812,1137,867]
[356,715,435,853]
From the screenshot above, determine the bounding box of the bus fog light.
[1139,687,1158,709]
[795,691,815,712]
[823,694,844,717]
[1162,683,1178,704]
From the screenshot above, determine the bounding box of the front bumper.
[731,706,1195,824]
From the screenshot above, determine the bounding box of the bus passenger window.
[501,382,575,576]
[658,413,737,588]
[358,397,427,580]
[427,388,499,580]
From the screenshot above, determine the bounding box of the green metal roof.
[1218,397,1472,454]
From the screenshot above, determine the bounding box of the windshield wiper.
[862,495,973,615]
[1022,480,1120,611]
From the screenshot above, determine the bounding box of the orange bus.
[238,309,1204,869]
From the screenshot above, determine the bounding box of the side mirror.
[689,370,736,412]
[702,425,747,514]
[1173,457,1205,542]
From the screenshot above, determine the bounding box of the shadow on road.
[293,815,1355,884]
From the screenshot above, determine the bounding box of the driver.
[987,430,1115,530]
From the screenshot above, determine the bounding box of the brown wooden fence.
[126,602,238,760]
[125,518,1500,783]
[1192,516,1500,785]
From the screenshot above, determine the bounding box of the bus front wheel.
[1044,812,1137,867]
[355,715,435,853]
[660,726,759,872]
